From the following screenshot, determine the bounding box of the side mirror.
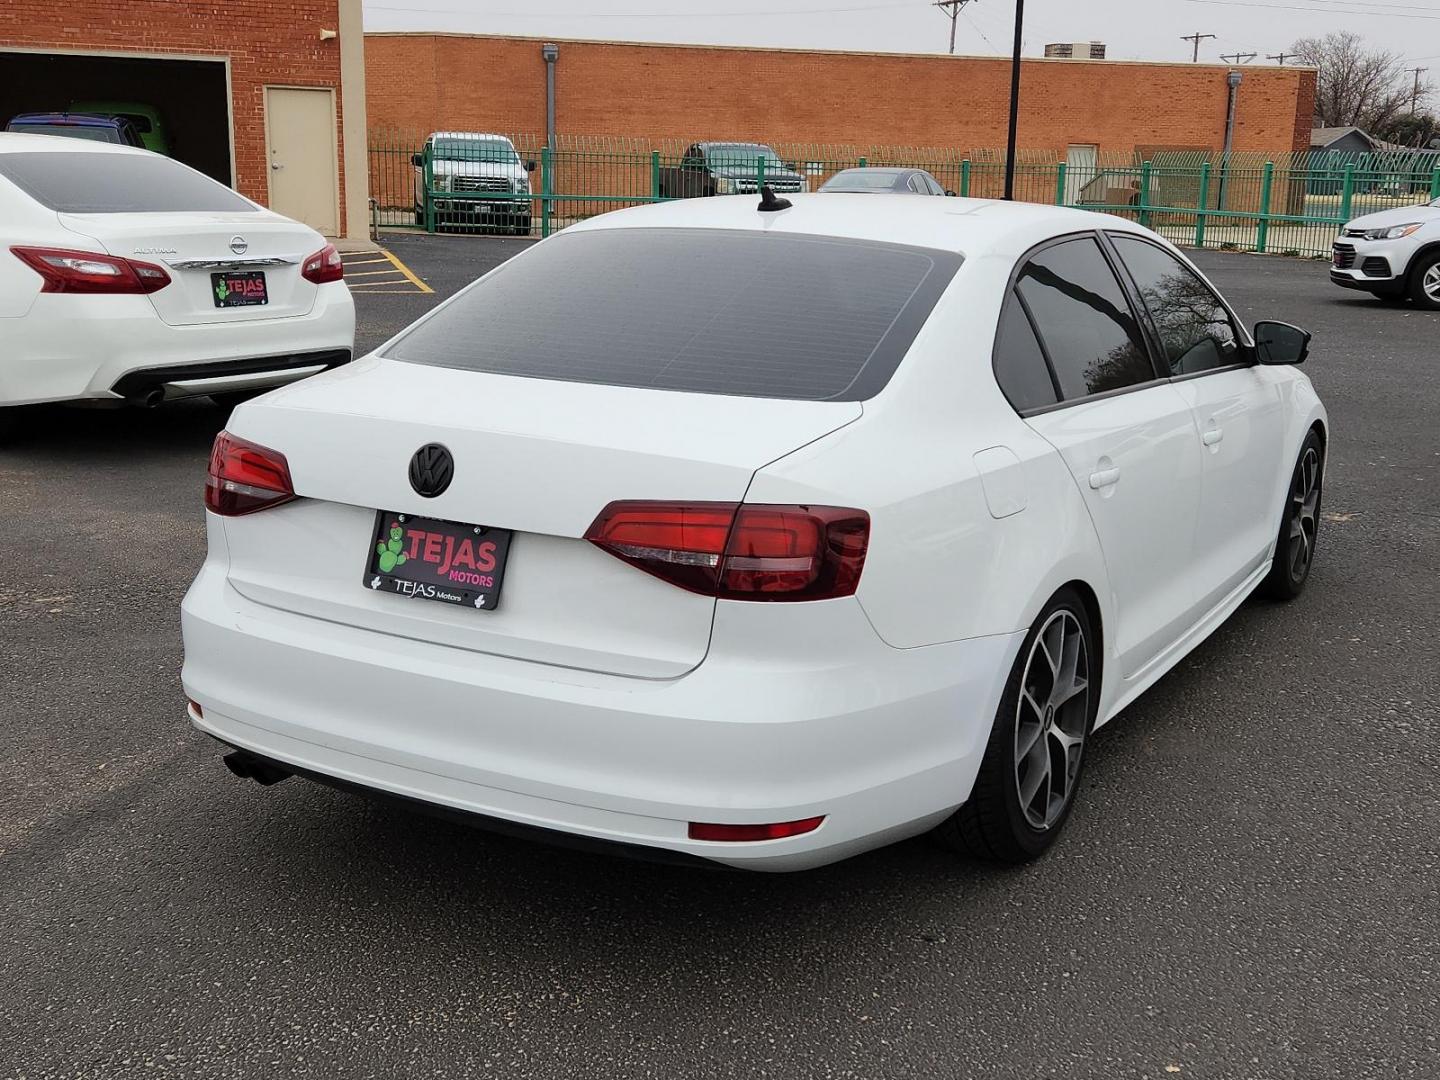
[525,159,536,172]
[944,189,957,197]
[411,153,424,167]
[1253,321,1311,365]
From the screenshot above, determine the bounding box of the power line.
[1181,31,1217,62]
[1220,51,1258,63]
[1181,0,1440,20]
[934,1,978,56]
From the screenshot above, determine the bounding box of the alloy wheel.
[1013,610,1090,830]
[1288,446,1321,581]
[1423,263,1440,303]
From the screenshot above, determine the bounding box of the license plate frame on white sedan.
[364,511,512,612]
[211,270,268,308]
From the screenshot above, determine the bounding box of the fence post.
[756,154,766,191]
[423,143,435,234]
[1138,160,1153,228]
[651,150,660,201]
[1054,161,1067,206]
[1256,161,1274,254]
[1430,163,1440,202]
[960,158,971,197]
[540,146,552,239]
[1195,161,1212,248]
[858,155,868,168]
[1340,164,1354,225]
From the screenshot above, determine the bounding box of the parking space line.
[342,257,392,267]
[380,248,434,294]
[346,269,408,278]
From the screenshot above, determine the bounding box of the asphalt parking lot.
[1,236,1436,1080]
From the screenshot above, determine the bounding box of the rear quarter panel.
[744,250,1114,653]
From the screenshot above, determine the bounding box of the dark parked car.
[5,112,146,148]
[658,142,807,199]
[819,167,953,196]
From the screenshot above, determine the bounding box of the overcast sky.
[363,0,1440,68]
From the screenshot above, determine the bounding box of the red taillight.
[300,243,344,285]
[11,245,171,294]
[688,817,825,842]
[205,431,295,516]
[585,502,869,601]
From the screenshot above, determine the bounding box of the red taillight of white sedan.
[205,431,295,516]
[10,245,171,294]
[300,243,344,285]
[585,501,869,600]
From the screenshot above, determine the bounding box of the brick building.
[0,0,369,238]
[365,33,1316,157]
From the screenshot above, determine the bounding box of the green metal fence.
[369,130,1440,258]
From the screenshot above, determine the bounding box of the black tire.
[933,586,1100,863]
[414,204,424,226]
[1260,429,1324,600]
[512,217,532,238]
[0,406,27,445]
[1405,250,1440,311]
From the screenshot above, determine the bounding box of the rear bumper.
[181,556,1022,871]
[1,282,355,406]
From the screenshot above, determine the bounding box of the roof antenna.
[757,184,792,212]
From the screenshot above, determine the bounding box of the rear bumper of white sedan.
[180,557,1023,871]
[2,282,354,407]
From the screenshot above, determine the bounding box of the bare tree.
[1292,31,1432,134]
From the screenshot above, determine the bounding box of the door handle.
[1088,466,1121,490]
[1202,427,1224,446]
[271,162,284,171]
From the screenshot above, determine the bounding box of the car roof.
[569,193,1149,259]
[430,131,515,142]
[0,131,148,155]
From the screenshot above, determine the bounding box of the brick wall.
[366,32,1316,156]
[0,0,346,226]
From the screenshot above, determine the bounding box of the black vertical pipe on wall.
[1003,0,1024,200]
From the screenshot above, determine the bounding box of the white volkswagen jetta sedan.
[0,134,354,436]
[181,192,1326,870]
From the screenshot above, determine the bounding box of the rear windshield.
[7,123,121,144]
[825,170,903,191]
[0,152,255,213]
[386,228,962,402]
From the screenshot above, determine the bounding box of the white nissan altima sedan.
[181,191,1327,871]
[0,134,354,436]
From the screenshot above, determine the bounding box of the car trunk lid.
[218,358,861,679]
[60,211,322,326]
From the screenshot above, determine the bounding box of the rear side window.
[0,152,255,213]
[387,228,962,402]
[7,123,121,144]
[1015,237,1154,400]
[1110,235,1240,376]
[992,292,1059,412]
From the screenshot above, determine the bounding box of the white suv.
[1331,199,1440,308]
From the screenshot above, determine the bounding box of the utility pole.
[1220,51,1257,65]
[935,0,976,56]
[1181,31,1216,63]
[1003,0,1024,200]
[1406,66,1428,112]
[1266,51,1295,65]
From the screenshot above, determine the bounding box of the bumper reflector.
[687,816,825,842]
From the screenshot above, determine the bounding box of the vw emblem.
[408,444,454,498]
[229,235,248,255]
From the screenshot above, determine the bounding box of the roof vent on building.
[757,184,792,212]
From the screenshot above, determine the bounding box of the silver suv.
[1331,199,1440,308]
[412,132,534,236]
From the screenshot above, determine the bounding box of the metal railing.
[368,130,1440,258]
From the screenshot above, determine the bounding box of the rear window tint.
[386,228,961,402]
[0,152,255,213]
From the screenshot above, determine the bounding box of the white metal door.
[264,86,338,235]
[1065,144,1098,205]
